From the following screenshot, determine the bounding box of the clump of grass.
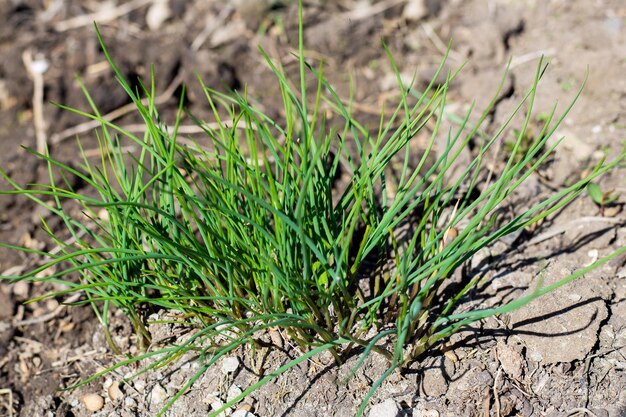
[2,5,626,416]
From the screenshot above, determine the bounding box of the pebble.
[403,0,427,21]
[368,399,400,417]
[237,404,254,412]
[209,397,227,417]
[421,367,448,397]
[146,0,171,30]
[97,208,109,221]
[149,384,167,405]
[496,341,524,380]
[268,329,283,348]
[81,393,104,412]
[107,381,124,401]
[221,356,240,374]
[227,384,243,403]
[133,379,146,393]
[12,280,29,299]
[603,205,622,217]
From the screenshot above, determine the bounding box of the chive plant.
[2,4,626,416]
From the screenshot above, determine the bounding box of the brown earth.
[1,1,626,416]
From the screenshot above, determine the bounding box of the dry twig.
[492,366,503,417]
[12,293,82,327]
[510,49,557,69]
[566,408,600,417]
[22,49,48,155]
[54,0,152,32]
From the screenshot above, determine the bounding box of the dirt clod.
[496,341,524,380]
[221,356,240,374]
[368,398,400,417]
[107,381,124,402]
[81,393,104,412]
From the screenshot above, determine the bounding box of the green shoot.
[587,182,619,215]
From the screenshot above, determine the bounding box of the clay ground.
[1,1,626,416]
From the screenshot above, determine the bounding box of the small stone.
[237,403,254,412]
[133,379,146,392]
[471,247,491,273]
[210,397,227,417]
[107,381,124,401]
[221,356,240,374]
[32,356,41,367]
[586,249,599,266]
[12,280,29,299]
[81,393,104,412]
[443,349,458,363]
[496,341,524,380]
[98,208,109,221]
[227,384,243,403]
[45,298,59,311]
[421,367,448,397]
[146,0,171,31]
[149,384,167,405]
[269,329,283,348]
[568,293,582,302]
[368,399,400,417]
[603,205,622,217]
[403,0,427,21]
